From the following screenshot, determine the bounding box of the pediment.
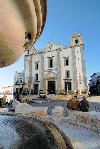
[46,73,56,78]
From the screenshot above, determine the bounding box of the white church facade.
[14,33,87,94]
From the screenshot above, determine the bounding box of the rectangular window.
[50,59,52,67]
[66,71,70,78]
[97,79,100,85]
[64,57,69,66]
[27,50,29,54]
[17,78,19,84]
[35,74,38,81]
[48,58,53,68]
[35,62,38,70]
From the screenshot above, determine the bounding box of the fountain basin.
[0,114,73,149]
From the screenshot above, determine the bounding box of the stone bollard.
[52,106,64,122]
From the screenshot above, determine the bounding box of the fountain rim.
[0,113,73,149]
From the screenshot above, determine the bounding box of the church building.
[14,33,87,94]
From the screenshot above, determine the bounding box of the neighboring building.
[3,86,14,102]
[14,33,87,94]
[13,71,25,94]
[89,72,100,94]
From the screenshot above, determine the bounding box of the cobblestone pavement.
[29,100,100,112]
[52,117,100,149]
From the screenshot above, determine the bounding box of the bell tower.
[70,33,83,46]
[71,33,87,92]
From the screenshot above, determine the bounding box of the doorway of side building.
[34,84,38,95]
[16,88,18,94]
[48,81,55,94]
[65,82,71,92]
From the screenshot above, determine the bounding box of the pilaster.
[72,47,78,90]
[41,53,44,92]
[57,49,61,90]
[80,45,87,90]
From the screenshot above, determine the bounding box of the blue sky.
[0,0,100,92]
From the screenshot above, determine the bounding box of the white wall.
[61,48,72,90]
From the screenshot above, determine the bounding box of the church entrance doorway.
[65,82,71,92]
[34,84,38,95]
[48,81,55,94]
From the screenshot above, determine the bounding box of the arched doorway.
[45,72,57,94]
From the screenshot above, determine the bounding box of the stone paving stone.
[68,119,72,124]
[68,113,76,121]
[71,120,77,125]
